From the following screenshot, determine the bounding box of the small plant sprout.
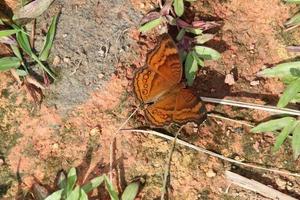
[45,167,141,200]
[251,117,300,159]
[0,1,58,90]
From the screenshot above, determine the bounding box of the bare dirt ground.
[1,0,300,199]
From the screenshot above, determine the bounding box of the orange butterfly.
[133,34,206,126]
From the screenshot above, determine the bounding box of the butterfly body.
[133,34,206,126]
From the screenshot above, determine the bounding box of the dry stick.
[201,97,300,116]
[161,126,183,200]
[207,113,254,128]
[122,129,300,178]
[109,106,140,181]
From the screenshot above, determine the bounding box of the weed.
[43,167,142,200]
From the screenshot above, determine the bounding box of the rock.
[276,178,286,189]
[206,169,216,177]
[52,56,61,66]
[0,158,4,166]
[224,73,235,85]
[250,80,260,86]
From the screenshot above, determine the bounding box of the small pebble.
[52,56,61,66]
[276,178,286,189]
[206,169,216,178]
[224,73,235,85]
[250,80,260,86]
[63,57,70,63]
[52,143,59,149]
[0,158,4,166]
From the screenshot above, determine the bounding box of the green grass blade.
[44,189,63,200]
[104,176,119,200]
[32,53,56,79]
[0,57,21,71]
[79,189,88,200]
[285,12,300,28]
[273,120,297,152]
[277,78,300,108]
[121,182,139,200]
[284,0,300,3]
[258,61,300,78]
[139,17,162,33]
[66,168,77,197]
[82,175,104,193]
[185,51,198,86]
[194,46,221,60]
[292,122,300,159]
[0,29,20,38]
[251,117,295,133]
[16,31,33,55]
[39,15,58,61]
[66,185,80,200]
[10,44,23,61]
[173,0,184,17]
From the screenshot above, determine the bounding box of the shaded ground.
[1,0,300,199]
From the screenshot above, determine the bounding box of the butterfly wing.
[133,34,182,103]
[173,88,206,124]
[145,85,206,126]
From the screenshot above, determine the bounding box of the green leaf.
[285,12,300,28]
[39,15,58,61]
[79,189,88,200]
[192,51,204,67]
[10,44,22,61]
[173,0,184,17]
[176,29,186,41]
[194,46,221,60]
[258,62,300,78]
[16,31,33,55]
[44,189,63,200]
[273,120,297,152]
[251,117,296,133]
[121,182,139,200]
[0,57,21,71]
[16,69,28,76]
[292,122,300,159]
[82,176,104,193]
[139,17,162,33]
[195,34,215,44]
[66,168,77,197]
[277,78,300,108]
[104,176,119,200]
[66,185,80,200]
[290,93,300,103]
[0,29,20,38]
[185,51,198,86]
[185,27,203,35]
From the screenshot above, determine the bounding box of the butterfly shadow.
[193,68,280,105]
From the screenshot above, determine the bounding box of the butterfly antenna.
[109,105,141,181]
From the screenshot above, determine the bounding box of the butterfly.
[133,34,206,126]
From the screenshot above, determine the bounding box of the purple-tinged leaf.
[176,18,191,28]
[192,21,221,31]
[140,12,161,25]
[160,0,173,16]
[13,0,55,20]
[0,36,17,45]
